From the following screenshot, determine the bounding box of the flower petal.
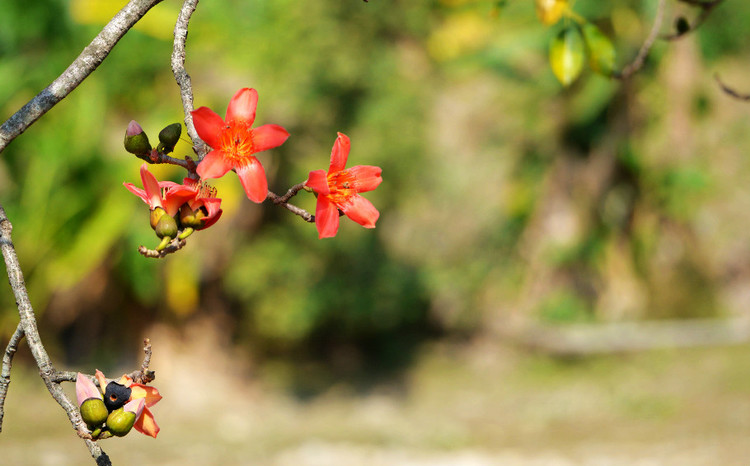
[129,384,163,408]
[305,169,330,195]
[95,370,108,396]
[123,183,150,205]
[133,406,160,438]
[197,149,234,180]
[329,132,350,173]
[140,164,163,209]
[340,194,379,228]
[76,373,102,405]
[191,106,226,149]
[348,165,382,193]
[196,198,223,230]
[252,124,289,153]
[315,195,340,239]
[123,397,145,419]
[236,157,268,203]
[226,88,258,125]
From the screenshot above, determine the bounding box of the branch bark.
[172,0,208,159]
[0,0,164,155]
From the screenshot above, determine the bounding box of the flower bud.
[157,123,182,154]
[150,207,167,230]
[106,408,137,437]
[80,398,108,429]
[179,204,206,229]
[124,120,152,158]
[155,213,178,239]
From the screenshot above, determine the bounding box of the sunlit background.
[4,0,750,464]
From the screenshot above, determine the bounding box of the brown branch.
[0,205,110,463]
[138,237,188,258]
[268,184,316,223]
[613,0,666,80]
[0,0,164,155]
[714,73,750,101]
[0,323,24,433]
[171,0,208,160]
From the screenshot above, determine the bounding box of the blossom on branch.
[192,87,290,203]
[305,132,382,238]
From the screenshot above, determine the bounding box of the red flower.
[305,133,382,238]
[178,178,223,230]
[123,164,193,217]
[192,88,289,203]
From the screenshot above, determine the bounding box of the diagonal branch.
[0,206,110,464]
[0,0,164,155]
[613,0,666,80]
[0,323,24,433]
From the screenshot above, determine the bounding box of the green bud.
[179,204,206,229]
[157,123,182,154]
[150,207,167,230]
[124,120,152,157]
[106,408,136,437]
[80,398,108,429]
[155,213,178,239]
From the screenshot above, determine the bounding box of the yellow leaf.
[549,26,584,87]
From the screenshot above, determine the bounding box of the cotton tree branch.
[613,0,666,80]
[0,323,24,433]
[0,205,112,463]
[714,73,750,101]
[0,0,164,155]
[268,184,316,223]
[172,0,208,159]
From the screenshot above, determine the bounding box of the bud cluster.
[76,370,161,439]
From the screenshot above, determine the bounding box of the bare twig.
[138,238,188,258]
[714,73,750,101]
[171,0,208,159]
[0,323,24,433]
[1,205,110,462]
[268,186,316,223]
[0,0,164,155]
[613,0,666,80]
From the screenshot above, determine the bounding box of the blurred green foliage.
[3,0,750,375]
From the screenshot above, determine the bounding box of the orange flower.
[192,88,289,202]
[305,133,382,238]
[96,370,162,438]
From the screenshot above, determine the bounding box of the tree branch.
[0,0,164,155]
[613,0,666,80]
[0,205,110,463]
[172,0,208,160]
[268,184,316,223]
[0,323,24,433]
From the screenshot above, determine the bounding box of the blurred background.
[3,0,750,464]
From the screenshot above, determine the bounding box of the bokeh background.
[4,0,750,464]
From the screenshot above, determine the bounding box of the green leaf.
[582,23,616,77]
[550,26,584,87]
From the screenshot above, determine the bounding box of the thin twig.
[714,73,750,101]
[171,0,207,159]
[268,186,316,223]
[613,0,666,80]
[0,323,24,433]
[0,0,164,155]
[138,238,188,258]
